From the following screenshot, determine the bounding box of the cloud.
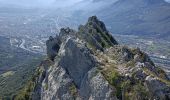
[165,0,170,3]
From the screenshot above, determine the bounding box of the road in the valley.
[19,39,37,54]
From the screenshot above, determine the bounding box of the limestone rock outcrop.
[20,16,170,100]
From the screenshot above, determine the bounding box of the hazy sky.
[0,0,84,8]
[165,0,170,2]
[0,0,169,8]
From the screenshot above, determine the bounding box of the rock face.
[59,39,96,88]
[26,16,170,100]
[145,76,170,99]
[41,19,118,99]
[46,36,61,60]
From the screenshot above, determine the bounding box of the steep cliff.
[15,16,170,100]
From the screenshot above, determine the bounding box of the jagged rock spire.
[78,16,118,50]
[47,16,118,60]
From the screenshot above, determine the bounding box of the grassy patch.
[101,67,123,98]
[156,67,167,79]
[14,80,35,100]
[69,83,77,98]
[0,57,43,98]
[13,68,42,100]
[101,63,152,99]
[44,83,48,90]
[126,61,136,68]
[143,67,170,86]
[124,83,150,100]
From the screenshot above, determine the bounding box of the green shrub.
[69,83,77,98]
[126,61,136,67]
[131,83,150,100]
[101,68,123,98]
[156,67,167,79]
[45,83,48,90]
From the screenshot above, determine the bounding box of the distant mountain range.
[0,0,169,40]
[98,0,170,39]
[77,0,170,40]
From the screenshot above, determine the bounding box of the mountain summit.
[15,16,170,100]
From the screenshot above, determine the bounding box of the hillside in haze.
[79,0,170,40]
[0,0,169,40]
[0,36,43,98]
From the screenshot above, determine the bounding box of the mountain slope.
[15,16,170,100]
[0,36,43,98]
[76,0,170,40]
[95,0,170,40]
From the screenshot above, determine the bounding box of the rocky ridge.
[16,16,170,100]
